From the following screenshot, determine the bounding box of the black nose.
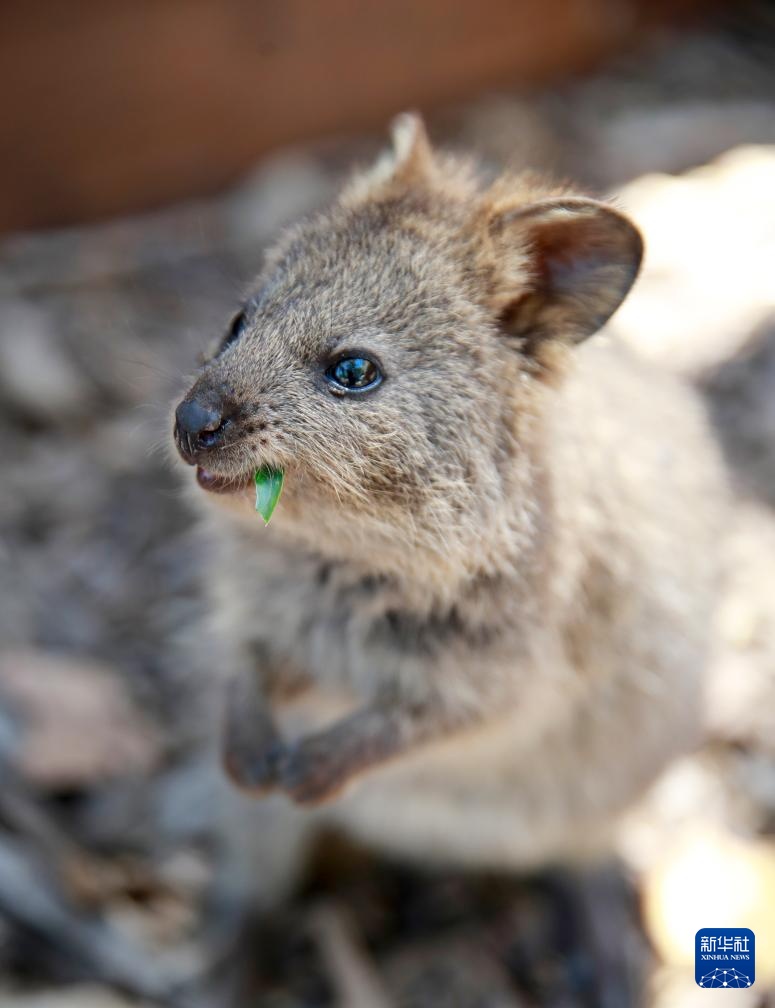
[174,396,229,463]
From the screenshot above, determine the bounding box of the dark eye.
[219,309,247,352]
[325,356,382,394]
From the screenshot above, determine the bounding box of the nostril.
[197,418,230,449]
[175,397,223,437]
[174,396,236,460]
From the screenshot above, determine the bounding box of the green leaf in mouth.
[254,466,284,524]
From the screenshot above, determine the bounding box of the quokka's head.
[173,114,642,578]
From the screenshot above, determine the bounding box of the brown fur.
[174,115,727,867]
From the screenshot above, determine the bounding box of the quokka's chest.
[235,545,499,694]
[231,549,401,688]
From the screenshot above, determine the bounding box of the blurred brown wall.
[0,0,710,232]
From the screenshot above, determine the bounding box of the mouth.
[195,467,254,494]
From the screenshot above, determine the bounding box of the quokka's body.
[175,115,727,868]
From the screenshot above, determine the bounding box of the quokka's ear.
[487,197,643,345]
[356,112,435,191]
[388,112,434,182]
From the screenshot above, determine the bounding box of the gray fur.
[174,115,728,867]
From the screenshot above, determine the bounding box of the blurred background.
[1,1,775,1005]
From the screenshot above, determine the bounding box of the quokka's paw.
[278,735,358,806]
[222,736,286,795]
